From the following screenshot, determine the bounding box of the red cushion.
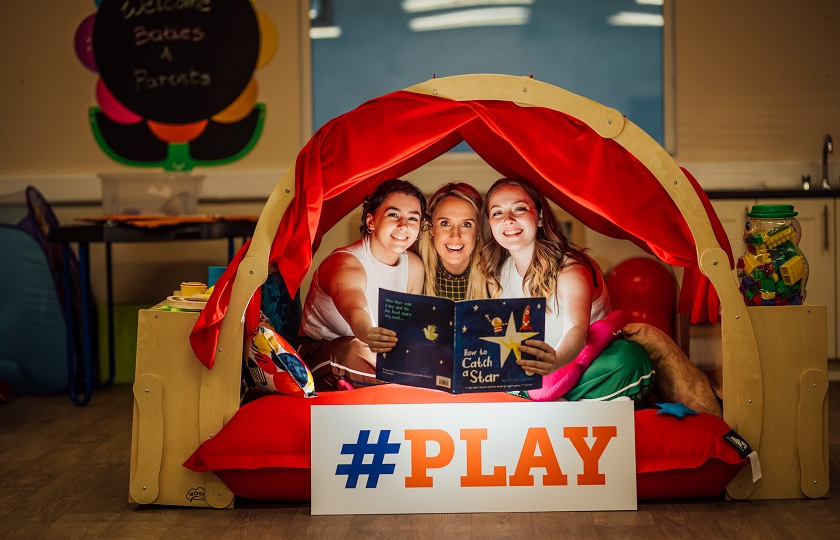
[634,408,749,500]
[184,386,748,501]
[183,384,522,500]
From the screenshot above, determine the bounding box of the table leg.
[99,241,115,388]
[60,244,78,402]
[70,242,93,406]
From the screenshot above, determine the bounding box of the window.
[310,0,671,151]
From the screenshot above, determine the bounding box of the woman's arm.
[319,253,398,353]
[517,265,595,375]
[406,251,425,294]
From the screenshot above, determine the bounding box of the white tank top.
[498,256,610,348]
[300,236,409,341]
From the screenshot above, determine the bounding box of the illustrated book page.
[376,289,545,393]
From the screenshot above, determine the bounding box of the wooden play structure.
[129,74,829,508]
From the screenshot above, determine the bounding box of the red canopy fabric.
[190,90,732,369]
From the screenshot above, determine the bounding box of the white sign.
[311,401,636,515]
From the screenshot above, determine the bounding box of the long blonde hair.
[418,183,488,300]
[480,177,596,311]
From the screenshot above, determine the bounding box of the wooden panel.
[798,369,829,498]
[757,198,837,360]
[726,305,829,500]
[129,307,238,508]
[129,374,163,504]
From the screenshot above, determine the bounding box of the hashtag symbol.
[335,430,400,488]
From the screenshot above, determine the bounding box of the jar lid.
[747,204,797,218]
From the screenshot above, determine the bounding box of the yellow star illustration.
[480,313,538,368]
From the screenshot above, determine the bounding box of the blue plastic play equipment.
[0,186,91,397]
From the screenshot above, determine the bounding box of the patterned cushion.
[243,313,316,398]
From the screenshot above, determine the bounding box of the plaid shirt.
[435,260,469,301]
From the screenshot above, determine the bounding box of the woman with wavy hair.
[480,177,653,403]
[417,182,488,301]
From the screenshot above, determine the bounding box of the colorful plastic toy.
[736,205,808,306]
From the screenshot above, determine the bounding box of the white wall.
[0,0,311,202]
[2,0,838,320]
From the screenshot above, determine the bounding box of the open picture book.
[376,289,545,393]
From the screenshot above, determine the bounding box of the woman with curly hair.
[480,177,653,403]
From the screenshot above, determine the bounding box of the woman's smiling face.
[486,184,540,255]
[366,192,423,264]
[430,195,478,276]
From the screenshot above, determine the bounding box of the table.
[48,218,257,405]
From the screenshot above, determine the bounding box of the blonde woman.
[417,183,488,301]
[480,177,653,403]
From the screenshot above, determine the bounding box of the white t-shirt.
[300,236,409,341]
[497,256,610,348]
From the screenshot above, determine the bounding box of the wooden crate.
[128,306,242,508]
[725,305,830,500]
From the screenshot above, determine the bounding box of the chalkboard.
[92,0,260,124]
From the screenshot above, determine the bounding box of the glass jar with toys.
[736,204,808,306]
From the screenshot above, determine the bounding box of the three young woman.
[298,176,652,402]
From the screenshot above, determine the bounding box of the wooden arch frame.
[210,74,769,501]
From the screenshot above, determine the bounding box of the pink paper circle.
[96,79,143,124]
[74,14,97,71]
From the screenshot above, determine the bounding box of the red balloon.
[606,257,677,338]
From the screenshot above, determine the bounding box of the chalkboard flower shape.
[74,0,277,171]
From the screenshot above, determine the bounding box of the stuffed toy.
[623,322,722,417]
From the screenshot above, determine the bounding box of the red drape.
[190,90,732,369]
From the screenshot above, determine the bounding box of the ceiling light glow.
[402,0,534,14]
[310,26,342,39]
[607,12,664,27]
[408,7,530,32]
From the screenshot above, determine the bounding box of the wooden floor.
[1,384,837,540]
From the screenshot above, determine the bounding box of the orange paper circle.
[256,10,278,69]
[212,78,257,123]
[147,120,209,143]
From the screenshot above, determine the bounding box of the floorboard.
[0,383,837,540]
